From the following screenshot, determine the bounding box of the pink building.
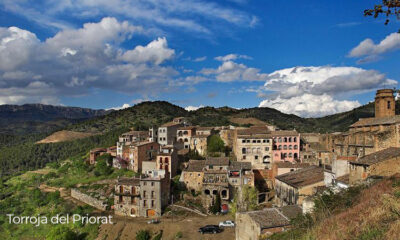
[272,131,300,162]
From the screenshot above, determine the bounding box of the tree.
[209,194,221,214]
[94,159,113,176]
[365,1,400,32]
[207,135,225,153]
[135,230,151,240]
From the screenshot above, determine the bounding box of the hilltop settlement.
[77,89,400,239]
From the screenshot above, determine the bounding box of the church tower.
[375,89,395,118]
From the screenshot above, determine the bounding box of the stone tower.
[375,89,395,118]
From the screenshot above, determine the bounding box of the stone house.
[349,147,400,185]
[128,141,159,173]
[139,170,170,218]
[190,134,210,156]
[180,160,206,192]
[234,126,273,169]
[89,148,107,165]
[202,157,230,206]
[195,126,214,136]
[235,205,302,240]
[117,131,148,157]
[177,126,196,149]
[158,121,183,146]
[114,178,141,217]
[272,130,300,162]
[275,161,310,176]
[228,161,254,188]
[275,166,325,206]
[114,170,170,218]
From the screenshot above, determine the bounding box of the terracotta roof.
[185,160,206,172]
[247,208,288,229]
[278,205,302,220]
[350,116,400,128]
[177,126,196,130]
[117,177,140,185]
[271,130,299,136]
[237,126,270,136]
[350,147,400,166]
[161,121,182,127]
[275,162,310,168]
[205,157,230,166]
[228,161,252,171]
[275,166,324,188]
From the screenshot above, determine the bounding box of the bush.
[209,194,221,214]
[136,230,151,240]
[207,135,225,153]
[94,159,113,176]
[46,225,79,240]
[175,231,183,239]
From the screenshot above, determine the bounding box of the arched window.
[284,137,288,142]
[293,137,297,142]
[283,145,287,150]
[204,189,210,195]
[131,208,135,215]
[294,145,298,150]
[294,153,298,159]
[289,145,292,150]
[288,137,292,142]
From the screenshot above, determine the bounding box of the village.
[73,88,400,239]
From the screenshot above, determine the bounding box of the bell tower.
[375,89,395,118]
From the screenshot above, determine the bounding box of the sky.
[0,0,399,117]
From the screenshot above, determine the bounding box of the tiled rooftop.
[350,147,400,166]
[271,130,299,136]
[350,115,400,127]
[185,160,206,172]
[205,157,230,166]
[275,161,310,168]
[246,205,301,229]
[275,165,324,188]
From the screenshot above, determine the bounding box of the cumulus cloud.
[185,105,205,111]
[349,32,400,63]
[200,61,267,82]
[193,56,207,62]
[215,53,252,62]
[258,66,397,117]
[259,94,361,118]
[0,18,178,104]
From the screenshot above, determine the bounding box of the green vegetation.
[175,231,183,239]
[209,194,221,214]
[94,155,113,176]
[0,128,127,176]
[207,135,225,153]
[135,230,151,240]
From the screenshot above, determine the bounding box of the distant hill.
[36,130,97,144]
[0,104,110,134]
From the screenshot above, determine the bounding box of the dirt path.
[97,214,235,240]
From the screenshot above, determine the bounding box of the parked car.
[198,225,222,234]
[147,219,160,224]
[219,220,235,227]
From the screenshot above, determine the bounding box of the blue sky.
[0,0,399,117]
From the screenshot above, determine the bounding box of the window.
[151,200,155,207]
[242,155,246,160]
[143,191,147,198]
[289,145,292,150]
[242,148,246,154]
[388,101,391,109]
[293,137,297,142]
[289,153,292,158]
[151,191,155,198]
[252,140,256,143]
[255,155,259,160]
[151,182,154,186]
[257,140,261,143]
[284,137,287,142]
[119,196,123,203]
[265,147,269,151]
[242,139,246,143]
[246,139,250,143]
[294,145,298,150]
[283,145,287,150]
[263,139,266,143]
[144,200,147,206]
[278,137,282,143]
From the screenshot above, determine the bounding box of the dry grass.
[310,176,400,240]
[36,130,96,143]
[229,117,267,126]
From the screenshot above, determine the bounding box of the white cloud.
[185,105,205,111]
[193,56,207,62]
[0,18,178,104]
[259,94,361,118]
[120,37,175,65]
[201,61,267,82]
[1,0,257,36]
[258,66,397,117]
[215,53,252,62]
[107,103,130,111]
[349,32,400,63]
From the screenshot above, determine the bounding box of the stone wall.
[71,188,108,211]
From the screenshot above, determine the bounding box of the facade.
[155,146,178,178]
[114,170,170,218]
[190,134,210,156]
[89,148,107,165]
[180,160,206,192]
[235,205,302,240]
[275,166,325,206]
[117,131,148,157]
[234,126,273,169]
[195,127,214,136]
[202,157,230,206]
[177,126,196,149]
[349,147,400,185]
[139,170,170,218]
[272,130,300,162]
[128,141,159,172]
[114,178,141,217]
[158,122,183,146]
[148,126,158,142]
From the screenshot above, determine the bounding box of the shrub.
[207,135,225,153]
[175,231,183,239]
[136,230,151,240]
